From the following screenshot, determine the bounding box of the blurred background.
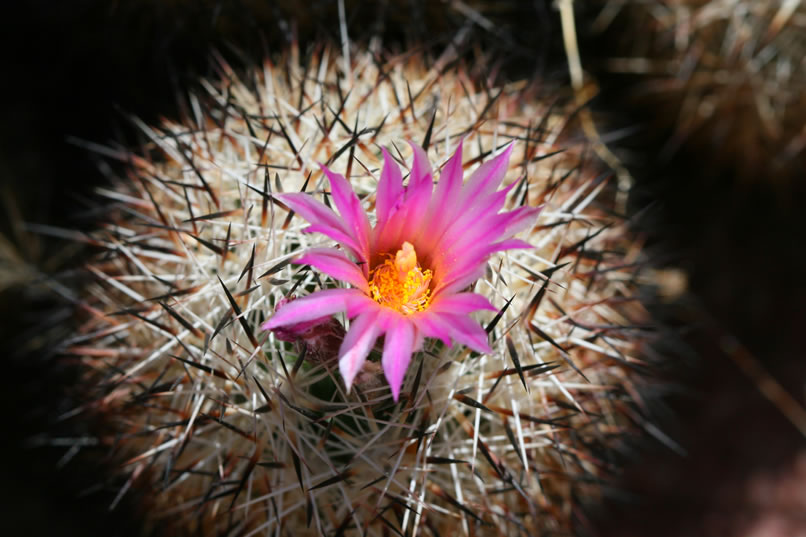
[1,1,803,535]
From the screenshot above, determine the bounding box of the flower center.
[368,242,432,315]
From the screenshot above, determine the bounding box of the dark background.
[1,1,804,535]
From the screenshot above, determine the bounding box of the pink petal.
[407,142,433,189]
[411,313,452,347]
[415,310,492,354]
[483,237,534,253]
[432,264,487,299]
[376,148,405,228]
[302,224,365,260]
[339,309,384,392]
[413,330,425,353]
[435,238,533,295]
[433,139,464,207]
[397,176,433,244]
[375,178,434,253]
[443,313,492,354]
[382,314,415,401]
[459,143,514,203]
[278,192,364,260]
[403,144,434,214]
[423,139,465,248]
[374,144,436,251]
[439,206,538,259]
[277,191,342,230]
[430,292,497,315]
[296,248,368,292]
[270,296,335,342]
[426,178,520,256]
[262,288,372,331]
[320,165,370,257]
[499,205,541,236]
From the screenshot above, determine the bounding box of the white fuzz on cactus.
[595,0,806,181]
[63,44,657,536]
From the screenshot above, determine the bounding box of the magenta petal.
[278,191,342,230]
[398,176,433,242]
[452,237,534,268]
[447,315,492,354]
[411,313,452,346]
[382,315,415,401]
[279,192,364,260]
[443,313,493,354]
[270,296,334,342]
[434,201,504,253]
[296,248,368,292]
[424,140,464,246]
[433,264,486,298]
[302,224,364,260]
[378,167,435,249]
[262,288,369,331]
[436,237,533,295]
[414,311,492,354]
[376,148,405,228]
[320,165,370,256]
[407,142,433,189]
[485,238,534,253]
[490,205,541,238]
[499,205,541,236]
[461,143,514,202]
[339,309,383,392]
[433,139,463,205]
[430,292,497,315]
[431,180,520,253]
[441,206,538,258]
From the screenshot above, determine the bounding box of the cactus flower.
[263,141,539,400]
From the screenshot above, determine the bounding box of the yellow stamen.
[369,241,432,315]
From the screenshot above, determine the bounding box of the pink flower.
[262,141,539,400]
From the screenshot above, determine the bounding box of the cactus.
[60,43,659,536]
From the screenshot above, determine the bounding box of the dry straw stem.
[62,42,661,536]
[594,0,806,183]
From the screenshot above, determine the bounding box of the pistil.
[368,241,432,314]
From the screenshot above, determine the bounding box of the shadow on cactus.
[60,43,662,536]
[592,0,806,184]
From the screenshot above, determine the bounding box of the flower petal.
[277,191,342,230]
[426,176,522,257]
[430,292,497,315]
[459,143,514,203]
[339,309,384,392]
[376,148,434,250]
[382,314,415,401]
[320,165,370,257]
[302,224,365,260]
[415,310,492,354]
[411,313,452,346]
[498,205,541,236]
[279,192,364,259]
[433,139,464,206]
[407,142,433,189]
[397,176,433,244]
[296,248,368,292]
[440,206,539,259]
[376,148,405,228]
[435,238,533,296]
[262,288,372,331]
[443,313,493,354]
[432,264,486,299]
[424,139,464,247]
